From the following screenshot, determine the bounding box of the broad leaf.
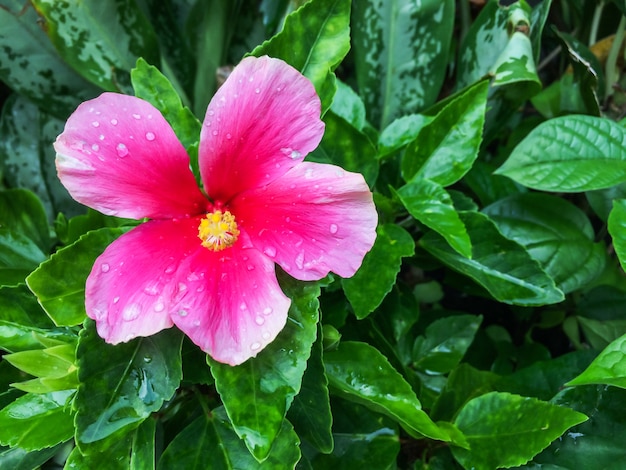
[209,276,320,461]
[484,193,606,293]
[74,321,183,451]
[65,433,133,470]
[26,228,126,327]
[342,224,414,319]
[0,229,46,287]
[0,189,51,253]
[401,80,489,185]
[420,211,564,306]
[324,341,450,442]
[396,179,471,258]
[566,333,626,389]
[31,0,159,93]
[496,115,626,192]
[352,0,455,129]
[251,0,351,112]
[609,199,626,271]
[0,390,74,451]
[452,392,588,469]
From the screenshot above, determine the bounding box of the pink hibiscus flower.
[54,56,377,365]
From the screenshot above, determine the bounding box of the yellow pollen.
[198,210,240,251]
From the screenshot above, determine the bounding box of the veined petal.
[55,93,207,219]
[233,162,378,281]
[199,56,325,203]
[171,232,290,366]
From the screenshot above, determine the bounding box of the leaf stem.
[589,1,605,46]
[605,15,626,99]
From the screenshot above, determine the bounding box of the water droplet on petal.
[177,309,188,317]
[193,319,201,327]
[116,143,129,158]
[154,300,165,312]
[164,265,176,274]
[144,284,159,295]
[145,132,155,141]
[113,296,120,304]
[251,342,261,351]
[264,246,276,258]
[101,263,110,273]
[255,316,265,325]
[255,88,260,94]
[91,143,99,151]
[295,252,304,270]
[247,264,255,271]
[263,307,273,315]
[110,118,118,125]
[178,282,187,292]
[330,224,338,234]
[226,133,232,140]
[239,302,247,311]
[262,332,271,339]
[91,121,100,127]
[122,304,141,321]
[132,113,141,120]
[99,134,105,140]
[212,130,218,136]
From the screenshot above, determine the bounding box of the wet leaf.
[566,333,626,389]
[342,224,414,319]
[209,276,320,461]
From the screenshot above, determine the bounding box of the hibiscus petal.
[170,231,290,366]
[198,56,325,203]
[233,162,378,281]
[55,93,207,219]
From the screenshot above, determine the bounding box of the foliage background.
[2,0,626,468]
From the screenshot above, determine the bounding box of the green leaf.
[0,1,99,118]
[0,444,61,470]
[287,326,333,453]
[65,433,133,470]
[330,80,367,131]
[420,211,564,306]
[378,114,432,159]
[324,341,450,442]
[0,390,74,451]
[412,315,482,375]
[0,189,51,253]
[496,115,626,192]
[577,316,626,350]
[131,417,156,470]
[452,392,588,469]
[74,321,183,451]
[209,276,320,461]
[352,0,455,129]
[311,110,378,186]
[251,0,351,112]
[0,229,46,287]
[4,344,77,387]
[401,80,489,185]
[157,407,300,469]
[342,224,414,319]
[396,179,471,258]
[31,0,158,92]
[484,193,606,293]
[26,227,126,327]
[566,333,626,388]
[609,199,626,272]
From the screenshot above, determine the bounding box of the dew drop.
[295,251,305,270]
[113,296,120,304]
[91,121,100,127]
[164,265,175,274]
[255,88,260,94]
[122,304,141,321]
[143,356,152,363]
[212,130,218,136]
[193,319,201,327]
[154,300,165,312]
[99,134,105,140]
[144,284,159,296]
[226,133,232,140]
[248,76,254,82]
[116,143,129,158]
[263,246,277,258]
[247,264,255,271]
[255,316,265,325]
[145,132,155,141]
[110,118,118,125]
[251,342,261,351]
[177,309,188,317]
[178,282,187,292]
[239,302,247,311]
[330,224,338,234]
[101,263,110,273]
[262,332,271,339]
[263,307,273,315]
[132,113,141,120]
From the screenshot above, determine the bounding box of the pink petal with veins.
[198,56,325,203]
[55,93,207,220]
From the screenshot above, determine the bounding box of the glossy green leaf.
[311,110,378,186]
[484,193,606,293]
[452,392,588,469]
[0,1,99,118]
[533,386,626,468]
[609,199,626,272]
[209,276,320,461]
[31,0,159,93]
[577,316,626,350]
[412,315,482,375]
[378,114,432,159]
[331,80,367,131]
[0,444,61,470]
[4,344,76,385]
[566,333,626,388]
[396,179,471,258]
[26,227,125,327]
[0,390,74,451]
[251,0,351,112]
[496,115,626,192]
[0,189,51,253]
[65,433,133,470]
[74,321,183,451]
[157,407,300,469]
[0,229,46,287]
[464,160,526,207]
[421,211,564,306]
[342,224,414,319]
[324,341,450,442]
[131,417,156,470]
[287,327,333,453]
[401,80,489,185]
[587,182,626,222]
[352,0,455,129]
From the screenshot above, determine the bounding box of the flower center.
[198,210,240,251]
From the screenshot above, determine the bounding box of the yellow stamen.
[198,210,240,251]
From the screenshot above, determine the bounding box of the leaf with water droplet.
[209,275,320,461]
[74,320,183,452]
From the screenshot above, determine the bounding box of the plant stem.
[605,15,626,99]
